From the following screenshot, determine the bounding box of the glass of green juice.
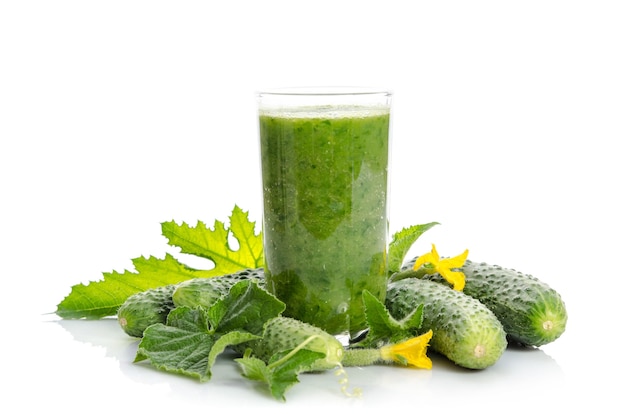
[257,87,392,342]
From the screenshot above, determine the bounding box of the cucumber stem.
[342,348,384,367]
[389,268,428,283]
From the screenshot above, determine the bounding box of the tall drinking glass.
[257,87,392,341]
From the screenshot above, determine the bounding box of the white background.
[1,1,624,412]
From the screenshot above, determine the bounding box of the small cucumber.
[117,284,177,338]
[402,258,568,347]
[386,278,507,369]
[172,268,265,309]
[245,316,345,371]
[117,268,265,338]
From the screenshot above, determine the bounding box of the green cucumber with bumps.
[117,284,177,338]
[243,316,345,371]
[400,258,568,347]
[116,268,265,337]
[172,267,265,309]
[386,277,507,369]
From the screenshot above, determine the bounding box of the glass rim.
[257,86,392,97]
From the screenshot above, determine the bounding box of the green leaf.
[236,348,326,401]
[134,280,284,382]
[135,306,258,382]
[208,280,286,335]
[236,351,271,383]
[56,253,213,319]
[356,290,424,347]
[55,205,264,319]
[161,205,263,276]
[387,222,439,275]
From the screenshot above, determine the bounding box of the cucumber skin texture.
[402,258,567,347]
[172,268,265,309]
[117,284,177,338]
[245,316,344,371]
[386,278,507,369]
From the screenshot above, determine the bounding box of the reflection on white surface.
[4,301,615,413]
[45,317,571,411]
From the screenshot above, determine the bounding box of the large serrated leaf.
[161,205,263,276]
[56,253,212,319]
[55,205,264,319]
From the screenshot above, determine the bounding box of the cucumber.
[172,267,265,309]
[385,278,507,369]
[401,258,568,347]
[245,316,345,371]
[117,268,265,338]
[236,315,372,400]
[117,284,177,338]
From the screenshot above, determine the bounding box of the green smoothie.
[259,105,390,338]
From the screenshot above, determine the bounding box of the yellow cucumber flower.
[379,330,433,369]
[413,244,469,291]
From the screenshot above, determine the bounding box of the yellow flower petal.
[379,330,433,369]
[412,244,469,291]
[440,249,469,269]
[412,251,435,271]
[429,244,440,261]
[441,269,466,291]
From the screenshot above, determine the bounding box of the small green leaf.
[208,280,285,335]
[161,205,263,276]
[236,349,325,401]
[235,351,271,383]
[135,306,259,382]
[134,280,283,382]
[388,222,439,275]
[357,290,424,347]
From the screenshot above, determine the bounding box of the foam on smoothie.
[259,105,390,119]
